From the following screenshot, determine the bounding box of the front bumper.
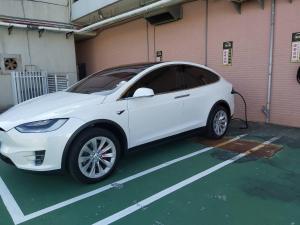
[0,152,14,165]
[0,118,85,171]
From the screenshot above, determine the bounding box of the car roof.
[99,62,163,73]
[91,61,220,78]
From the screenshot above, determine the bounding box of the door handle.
[174,94,190,99]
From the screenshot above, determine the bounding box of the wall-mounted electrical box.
[223,41,233,66]
[156,50,163,62]
[291,32,300,63]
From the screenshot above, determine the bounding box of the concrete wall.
[0,0,70,23]
[0,28,77,109]
[0,0,77,110]
[71,0,118,21]
[76,0,300,127]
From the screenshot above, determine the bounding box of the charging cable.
[231,89,249,129]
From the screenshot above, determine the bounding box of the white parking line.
[93,136,280,225]
[0,134,246,224]
[0,177,24,224]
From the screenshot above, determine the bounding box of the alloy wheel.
[213,110,228,136]
[78,137,116,179]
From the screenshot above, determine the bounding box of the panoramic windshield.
[68,63,160,94]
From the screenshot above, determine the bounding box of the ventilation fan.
[4,58,18,71]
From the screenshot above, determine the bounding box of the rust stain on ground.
[191,137,283,158]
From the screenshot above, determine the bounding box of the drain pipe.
[0,21,78,33]
[0,0,186,35]
[204,0,208,66]
[265,0,275,123]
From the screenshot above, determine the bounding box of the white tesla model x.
[0,62,234,183]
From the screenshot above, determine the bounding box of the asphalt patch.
[192,137,283,159]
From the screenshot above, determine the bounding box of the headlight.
[15,119,68,133]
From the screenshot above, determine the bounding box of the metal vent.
[4,58,18,70]
[47,74,70,93]
[0,54,22,75]
[145,5,182,25]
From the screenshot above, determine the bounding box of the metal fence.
[48,73,70,93]
[11,71,70,104]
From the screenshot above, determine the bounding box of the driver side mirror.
[133,88,154,98]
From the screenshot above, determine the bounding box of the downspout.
[265,0,275,123]
[0,0,186,35]
[0,21,76,33]
[68,0,72,22]
[204,0,208,66]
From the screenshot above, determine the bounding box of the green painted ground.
[0,121,299,225]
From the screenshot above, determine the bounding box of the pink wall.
[76,0,300,127]
[271,0,300,127]
[207,0,271,122]
[154,1,206,64]
[76,19,149,75]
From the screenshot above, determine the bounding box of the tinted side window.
[124,66,183,98]
[181,65,220,89]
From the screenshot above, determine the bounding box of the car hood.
[0,92,105,131]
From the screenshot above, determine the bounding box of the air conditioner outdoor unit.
[145,5,182,26]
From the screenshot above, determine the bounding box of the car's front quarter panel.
[0,118,85,171]
[63,98,130,146]
[81,99,129,139]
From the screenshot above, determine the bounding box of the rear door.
[123,65,186,147]
[178,65,220,130]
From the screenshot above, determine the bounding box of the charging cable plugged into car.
[231,89,249,129]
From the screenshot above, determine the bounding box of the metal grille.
[47,73,70,93]
[11,72,70,104]
[11,71,48,104]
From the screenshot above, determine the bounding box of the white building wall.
[71,0,118,21]
[0,0,77,110]
[0,0,70,23]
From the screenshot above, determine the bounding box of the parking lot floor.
[0,121,300,225]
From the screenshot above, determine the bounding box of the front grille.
[35,150,46,166]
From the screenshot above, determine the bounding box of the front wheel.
[206,105,229,139]
[68,128,121,184]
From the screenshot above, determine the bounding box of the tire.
[206,105,229,139]
[68,127,121,184]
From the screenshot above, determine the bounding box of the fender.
[206,100,231,125]
[61,119,128,170]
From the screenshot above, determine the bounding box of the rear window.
[68,63,159,94]
[180,65,220,89]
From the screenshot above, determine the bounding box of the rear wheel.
[68,128,121,184]
[206,105,229,139]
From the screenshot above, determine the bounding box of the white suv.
[0,61,234,183]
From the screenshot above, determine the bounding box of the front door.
[123,65,185,147]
